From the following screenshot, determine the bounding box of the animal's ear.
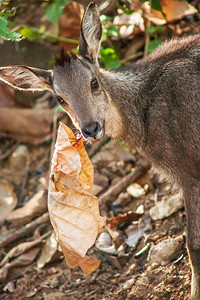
[0,66,53,92]
[79,2,102,65]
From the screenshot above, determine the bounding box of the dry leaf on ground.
[7,189,47,226]
[143,0,197,25]
[0,108,54,145]
[48,123,104,275]
[106,211,143,230]
[0,239,44,267]
[37,232,62,268]
[0,247,39,283]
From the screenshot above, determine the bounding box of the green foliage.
[150,0,166,18]
[0,16,21,40]
[151,0,163,12]
[0,1,21,40]
[117,140,129,150]
[101,15,119,41]
[100,15,121,69]
[100,47,121,69]
[148,25,163,54]
[119,5,134,15]
[44,0,70,24]
[148,25,162,35]
[148,39,162,54]
[20,26,42,40]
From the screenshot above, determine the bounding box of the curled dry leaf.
[37,232,61,268]
[0,239,43,267]
[7,189,47,226]
[143,0,197,25]
[106,211,143,230]
[0,108,54,145]
[0,247,39,283]
[48,123,104,275]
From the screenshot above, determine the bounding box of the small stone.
[126,263,137,276]
[44,292,66,300]
[0,179,17,223]
[127,183,146,198]
[113,192,131,207]
[149,193,183,220]
[92,184,104,196]
[147,235,184,265]
[123,278,135,290]
[9,145,29,170]
[96,232,118,255]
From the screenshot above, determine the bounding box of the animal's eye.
[55,95,65,104]
[91,78,99,91]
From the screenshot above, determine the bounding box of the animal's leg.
[184,184,200,300]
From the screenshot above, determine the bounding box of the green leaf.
[100,47,121,69]
[20,26,42,40]
[45,0,70,23]
[0,16,21,40]
[148,25,162,35]
[106,25,119,38]
[119,5,134,15]
[151,0,162,12]
[148,39,162,54]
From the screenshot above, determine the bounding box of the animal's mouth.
[82,129,104,142]
[74,129,104,144]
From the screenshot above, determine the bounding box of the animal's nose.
[82,122,101,139]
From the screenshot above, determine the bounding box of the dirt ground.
[0,129,192,300]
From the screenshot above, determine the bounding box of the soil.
[0,124,192,300]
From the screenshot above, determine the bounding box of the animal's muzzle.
[82,122,103,140]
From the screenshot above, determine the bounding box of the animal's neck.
[100,66,147,150]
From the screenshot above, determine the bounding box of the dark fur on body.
[102,35,200,183]
[0,3,200,299]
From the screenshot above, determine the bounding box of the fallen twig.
[0,213,49,249]
[0,141,19,161]
[88,136,110,158]
[99,159,151,207]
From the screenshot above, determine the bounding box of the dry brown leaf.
[106,211,143,230]
[0,239,43,267]
[59,2,83,50]
[143,0,197,25]
[37,232,61,268]
[0,108,54,145]
[48,123,104,275]
[0,247,39,283]
[7,189,47,226]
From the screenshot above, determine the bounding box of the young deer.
[0,2,200,298]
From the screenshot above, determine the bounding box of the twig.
[99,159,151,206]
[0,141,19,161]
[13,25,79,44]
[88,136,110,158]
[143,2,151,57]
[0,213,49,249]
[121,51,143,63]
[0,263,35,292]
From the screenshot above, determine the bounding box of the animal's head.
[0,2,108,141]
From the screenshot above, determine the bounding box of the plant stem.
[13,25,79,44]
